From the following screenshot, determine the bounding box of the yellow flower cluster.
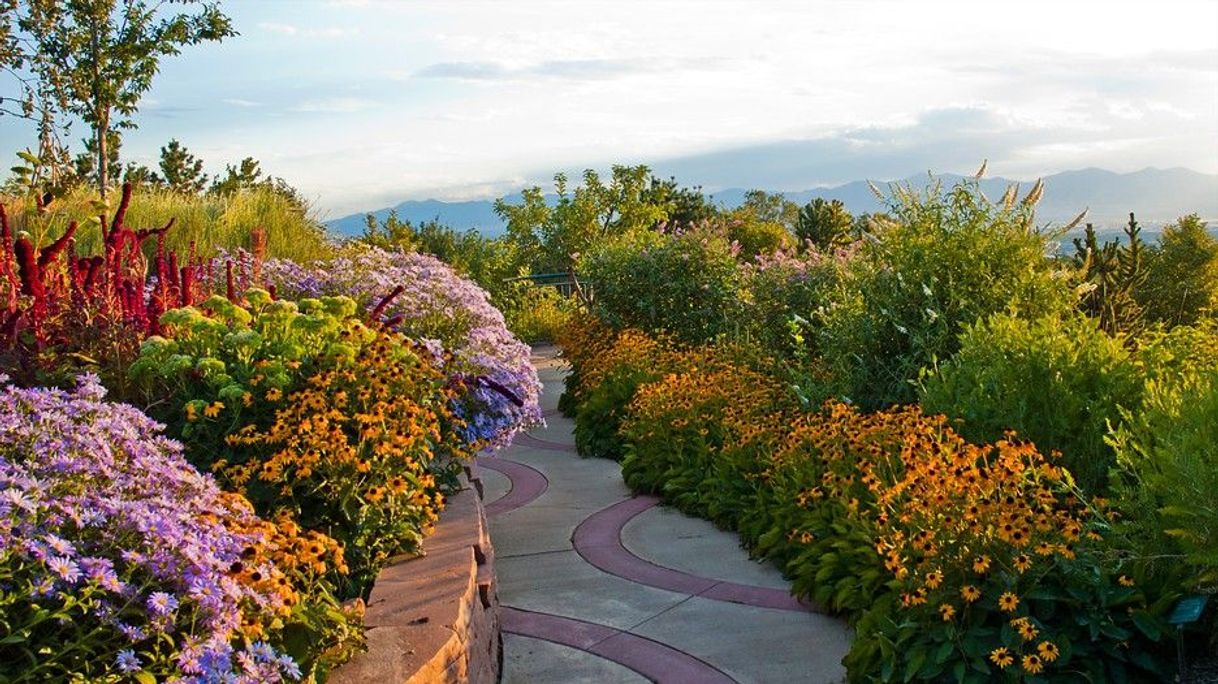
[211,329,469,587]
[213,492,358,645]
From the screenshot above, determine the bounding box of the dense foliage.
[556,172,1217,681]
[580,225,745,344]
[919,313,1139,494]
[817,180,1073,408]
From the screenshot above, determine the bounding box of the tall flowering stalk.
[0,184,203,388]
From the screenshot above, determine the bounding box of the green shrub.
[818,179,1073,408]
[499,280,577,343]
[1139,214,1218,327]
[1112,323,1218,587]
[726,217,793,259]
[919,313,1139,494]
[741,247,852,360]
[581,225,744,343]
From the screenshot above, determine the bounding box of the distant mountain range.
[325,167,1218,239]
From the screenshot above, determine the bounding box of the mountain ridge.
[324,167,1218,238]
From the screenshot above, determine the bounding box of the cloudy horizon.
[2,0,1216,219]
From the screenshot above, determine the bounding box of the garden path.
[475,346,852,684]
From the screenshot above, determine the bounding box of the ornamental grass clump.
[260,246,541,448]
[132,292,470,596]
[0,376,311,682]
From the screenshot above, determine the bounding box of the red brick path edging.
[573,495,817,613]
[476,457,549,517]
[502,606,735,684]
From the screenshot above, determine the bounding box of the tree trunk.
[97,112,109,200]
[90,9,107,200]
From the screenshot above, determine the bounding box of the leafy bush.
[1139,214,1218,327]
[499,280,576,343]
[919,313,1140,494]
[1111,324,1218,587]
[0,376,359,682]
[818,179,1073,408]
[261,246,541,448]
[581,225,744,344]
[740,245,854,360]
[724,217,793,259]
[131,293,468,596]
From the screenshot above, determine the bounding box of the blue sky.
[3,0,1216,219]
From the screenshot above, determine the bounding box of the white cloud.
[257,22,358,38]
[291,97,377,114]
[222,98,263,108]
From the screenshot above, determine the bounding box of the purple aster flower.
[115,649,140,673]
[47,555,81,583]
[146,591,179,616]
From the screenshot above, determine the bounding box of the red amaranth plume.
[0,204,19,310]
[251,226,266,286]
[180,266,195,307]
[369,285,405,322]
[38,221,78,269]
[13,237,46,326]
[225,260,236,303]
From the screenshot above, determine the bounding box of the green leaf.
[135,673,157,684]
[934,639,954,664]
[904,648,927,682]
[1130,611,1161,641]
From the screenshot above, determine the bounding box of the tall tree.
[1139,214,1218,327]
[796,197,854,250]
[495,165,669,272]
[737,190,798,229]
[210,156,262,195]
[159,138,206,194]
[10,0,234,199]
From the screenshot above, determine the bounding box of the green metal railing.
[504,271,591,300]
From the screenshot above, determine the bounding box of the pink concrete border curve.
[501,607,736,684]
[573,496,817,613]
[475,457,549,517]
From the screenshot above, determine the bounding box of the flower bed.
[0,190,538,679]
[259,246,542,448]
[560,323,1180,682]
[0,376,338,681]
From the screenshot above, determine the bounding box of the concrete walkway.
[475,346,851,684]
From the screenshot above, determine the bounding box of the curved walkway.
[476,346,851,684]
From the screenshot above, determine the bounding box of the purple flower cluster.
[261,246,542,448]
[0,376,299,682]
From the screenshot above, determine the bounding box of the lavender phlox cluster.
[262,246,542,448]
[0,375,299,682]
[747,241,859,281]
